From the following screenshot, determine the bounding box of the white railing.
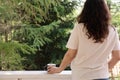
[0,71,72,80]
[0,66,120,80]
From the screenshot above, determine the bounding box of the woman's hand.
[47,66,62,74]
[47,49,77,74]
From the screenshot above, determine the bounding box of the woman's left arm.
[47,49,77,74]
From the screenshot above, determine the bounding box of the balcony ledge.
[0,71,72,80]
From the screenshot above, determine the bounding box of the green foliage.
[106,0,120,34]
[11,0,78,70]
[0,0,79,70]
[13,21,61,49]
[112,13,120,27]
[110,2,120,35]
[0,41,35,70]
[0,0,60,23]
[17,0,61,24]
[0,0,66,70]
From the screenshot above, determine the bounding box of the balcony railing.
[0,71,71,80]
[0,63,120,80]
[0,70,120,80]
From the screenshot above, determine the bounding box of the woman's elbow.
[112,50,120,60]
[116,55,120,60]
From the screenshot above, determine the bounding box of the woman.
[47,0,120,80]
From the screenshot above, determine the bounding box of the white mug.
[47,63,56,67]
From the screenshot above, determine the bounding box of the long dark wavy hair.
[77,0,111,43]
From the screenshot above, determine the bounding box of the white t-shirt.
[66,23,120,80]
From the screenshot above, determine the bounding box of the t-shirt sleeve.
[66,24,79,49]
[113,30,120,50]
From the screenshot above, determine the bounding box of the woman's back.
[66,23,119,79]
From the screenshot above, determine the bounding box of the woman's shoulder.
[108,25,119,38]
[109,25,117,32]
[74,22,86,34]
[74,22,84,29]
[75,22,84,26]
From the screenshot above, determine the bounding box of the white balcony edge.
[0,71,72,80]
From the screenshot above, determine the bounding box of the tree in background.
[15,0,79,70]
[0,0,79,70]
[0,0,37,70]
[111,2,120,34]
